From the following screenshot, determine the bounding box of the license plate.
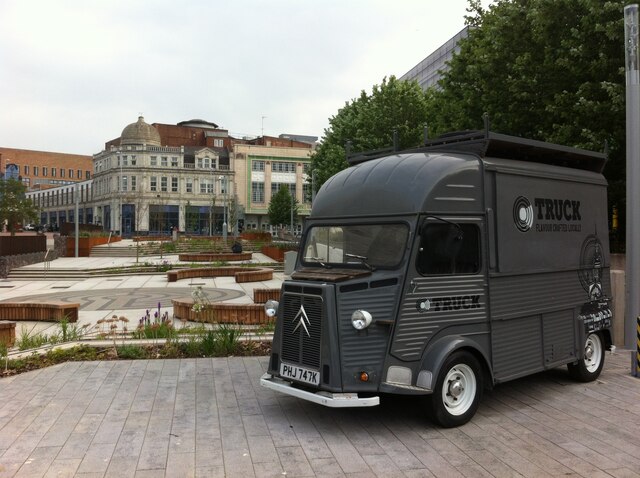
[280,362,320,386]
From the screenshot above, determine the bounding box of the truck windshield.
[302,223,409,269]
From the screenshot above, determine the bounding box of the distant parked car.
[24,223,37,231]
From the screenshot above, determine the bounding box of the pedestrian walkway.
[0,248,283,339]
[1,350,639,477]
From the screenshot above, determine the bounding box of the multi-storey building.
[27,116,314,236]
[400,27,469,90]
[0,147,92,189]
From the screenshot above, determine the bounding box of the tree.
[268,186,299,230]
[0,179,39,235]
[426,0,626,237]
[310,75,432,189]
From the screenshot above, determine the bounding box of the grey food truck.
[260,129,613,427]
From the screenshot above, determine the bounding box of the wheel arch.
[420,335,494,391]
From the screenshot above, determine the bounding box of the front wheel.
[568,332,605,382]
[428,351,483,428]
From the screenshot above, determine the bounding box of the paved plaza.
[0,245,639,477]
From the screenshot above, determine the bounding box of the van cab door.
[390,216,489,363]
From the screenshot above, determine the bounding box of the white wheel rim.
[584,333,603,373]
[441,363,477,416]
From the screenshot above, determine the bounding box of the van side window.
[416,223,480,275]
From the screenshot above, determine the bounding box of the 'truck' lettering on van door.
[415,295,481,313]
[513,196,582,233]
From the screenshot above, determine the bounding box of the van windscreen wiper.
[345,253,375,271]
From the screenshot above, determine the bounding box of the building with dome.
[27,116,314,236]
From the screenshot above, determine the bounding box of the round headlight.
[264,300,279,318]
[351,310,373,330]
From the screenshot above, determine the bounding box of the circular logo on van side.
[513,196,533,232]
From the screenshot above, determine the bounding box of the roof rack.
[346,119,607,173]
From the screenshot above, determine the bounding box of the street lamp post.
[219,175,227,242]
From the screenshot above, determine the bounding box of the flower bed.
[172,298,270,325]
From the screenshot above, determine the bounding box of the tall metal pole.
[74,182,79,257]
[221,175,227,242]
[625,4,640,376]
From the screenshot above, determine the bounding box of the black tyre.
[568,332,605,382]
[428,351,483,428]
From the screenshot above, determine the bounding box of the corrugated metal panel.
[492,316,543,380]
[543,309,576,366]
[338,286,399,370]
[391,276,486,361]
[490,271,588,320]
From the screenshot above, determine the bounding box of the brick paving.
[1,350,640,477]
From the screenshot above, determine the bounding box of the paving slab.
[1,350,639,477]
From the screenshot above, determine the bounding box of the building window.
[186,178,193,193]
[122,155,128,166]
[197,157,212,169]
[200,179,214,194]
[161,156,168,167]
[77,169,82,179]
[122,176,128,192]
[24,165,29,175]
[131,155,137,166]
[214,139,223,147]
[303,183,312,203]
[85,171,91,180]
[150,156,157,166]
[51,168,56,177]
[251,182,264,203]
[171,157,178,167]
[150,176,157,192]
[42,167,48,176]
[272,161,295,173]
[161,176,167,192]
[271,182,296,196]
[171,177,178,192]
[60,169,65,178]
[131,175,137,191]
[252,160,265,172]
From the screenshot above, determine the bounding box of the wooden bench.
[0,301,79,322]
[167,267,273,284]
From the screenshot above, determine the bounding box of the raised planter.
[260,245,297,262]
[172,298,269,325]
[66,236,121,257]
[253,288,281,303]
[167,267,273,283]
[0,321,16,347]
[0,301,79,322]
[178,252,252,262]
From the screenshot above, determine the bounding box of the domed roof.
[120,116,161,146]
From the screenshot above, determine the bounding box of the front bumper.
[260,373,380,408]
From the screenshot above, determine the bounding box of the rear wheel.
[428,351,483,428]
[568,332,605,382]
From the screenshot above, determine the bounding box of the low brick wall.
[253,288,281,304]
[167,267,273,284]
[0,302,79,322]
[178,252,252,262]
[172,298,269,325]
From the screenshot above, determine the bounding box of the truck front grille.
[281,292,323,368]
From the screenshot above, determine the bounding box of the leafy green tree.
[426,0,626,235]
[268,186,299,229]
[0,179,39,235]
[310,75,431,189]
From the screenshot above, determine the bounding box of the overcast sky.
[1,0,491,155]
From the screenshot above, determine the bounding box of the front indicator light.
[359,371,369,382]
[351,310,372,330]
